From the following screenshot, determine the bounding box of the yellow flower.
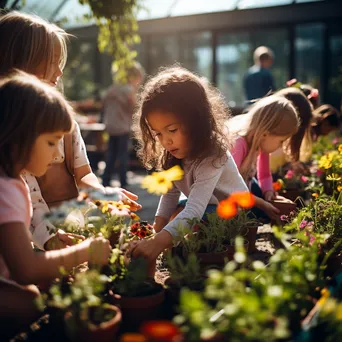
[326,173,341,181]
[338,185,342,192]
[312,193,319,199]
[141,165,184,195]
[317,288,330,308]
[318,155,332,170]
[338,144,342,154]
[336,303,342,320]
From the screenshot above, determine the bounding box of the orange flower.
[312,193,319,199]
[120,333,146,342]
[273,181,282,192]
[217,199,238,219]
[229,192,255,209]
[140,321,181,342]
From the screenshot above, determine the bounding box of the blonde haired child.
[228,95,300,220]
[0,73,111,333]
[0,11,140,251]
[129,65,248,263]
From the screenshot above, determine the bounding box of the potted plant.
[177,217,229,267]
[175,232,325,341]
[37,270,121,342]
[106,247,165,331]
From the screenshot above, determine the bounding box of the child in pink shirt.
[0,73,111,335]
[228,95,300,220]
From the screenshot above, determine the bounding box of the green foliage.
[175,231,325,341]
[166,252,204,290]
[37,270,113,327]
[108,247,156,297]
[79,0,141,84]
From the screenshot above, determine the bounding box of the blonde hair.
[0,71,74,178]
[229,95,299,181]
[0,11,68,78]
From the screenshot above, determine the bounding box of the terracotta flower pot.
[279,189,305,202]
[64,304,122,342]
[246,225,259,253]
[109,284,165,331]
[269,198,297,217]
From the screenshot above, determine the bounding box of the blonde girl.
[0,73,111,334]
[228,95,300,220]
[129,65,248,263]
[0,11,140,251]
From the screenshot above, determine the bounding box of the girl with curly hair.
[130,65,248,263]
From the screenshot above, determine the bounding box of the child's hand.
[44,230,85,250]
[88,237,112,265]
[105,187,142,212]
[261,200,280,221]
[130,230,173,262]
[264,190,276,202]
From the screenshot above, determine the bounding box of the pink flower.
[301,176,309,182]
[285,170,295,179]
[280,215,288,221]
[300,220,308,229]
[309,235,316,246]
[316,169,323,177]
[333,137,339,145]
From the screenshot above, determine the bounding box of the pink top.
[231,136,273,194]
[0,172,32,279]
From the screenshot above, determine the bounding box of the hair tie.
[286,78,300,87]
[308,88,319,100]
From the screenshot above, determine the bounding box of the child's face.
[35,40,63,87]
[260,134,289,154]
[147,111,190,159]
[24,131,65,177]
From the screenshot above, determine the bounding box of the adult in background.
[244,46,275,101]
[102,63,145,187]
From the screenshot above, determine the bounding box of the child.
[311,104,341,141]
[129,65,249,262]
[269,87,313,172]
[0,11,141,251]
[286,78,320,109]
[228,95,300,220]
[0,73,111,332]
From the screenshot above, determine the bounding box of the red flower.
[140,320,181,342]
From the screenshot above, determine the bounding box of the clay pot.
[279,189,305,202]
[246,225,259,253]
[109,284,165,331]
[269,198,297,217]
[64,304,121,342]
[225,240,249,260]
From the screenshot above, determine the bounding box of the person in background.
[286,78,320,109]
[102,62,145,188]
[311,104,341,141]
[244,46,275,101]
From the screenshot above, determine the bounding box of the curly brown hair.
[133,65,231,170]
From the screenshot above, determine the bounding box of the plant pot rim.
[65,304,122,331]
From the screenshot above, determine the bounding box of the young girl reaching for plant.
[129,65,249,263]
[0,73,112,332]
[228,95,300,220]
[0,11,141,252]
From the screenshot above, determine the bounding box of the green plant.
[175,232,326,341]
[37,270,114,329]
[107,247,157,297]
[166,252,204,291]
[78,0,142,84]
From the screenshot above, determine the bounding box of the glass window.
[217,28,289,108]
[295,23,324,90]
[63,40,97,100]
[217,33,252,108]
[146,34,179,75]
[328,33,342,108]
[179,32,212,80]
